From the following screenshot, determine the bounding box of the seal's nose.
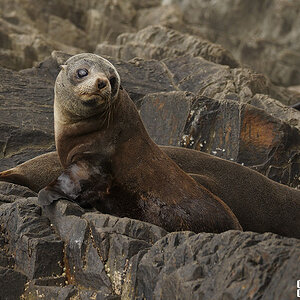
[97,78,107,90]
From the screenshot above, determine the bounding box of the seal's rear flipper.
[0,170,30,188]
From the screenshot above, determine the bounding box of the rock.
[123,230,300,299]
[0,0,161,69]
[167,0,300,87]
[96,25,239,68]
[288,85,300,94]
[134,3,183,31]
[47,15,88,49]
[0,182,37,205]
[40,200,167,296]
[139,91,194,146]
[23,280,121,299]
[1,0,300,92]
[180,96,300,188]
[0,15,81,71]
[0,267,27,300]
[0,190,298,298]
[162,55,300,107]
[0,65,55,171]
[0,198,64,279]
[37,200,300,299]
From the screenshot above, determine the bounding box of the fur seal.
[36,53,241,234]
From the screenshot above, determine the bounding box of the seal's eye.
[77,68,88,78]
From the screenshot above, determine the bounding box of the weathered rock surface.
[95,25,239,68]
[181,96,300,187]
[124,230,300,300]
[0,12,81,71]
[0,52,299,188]
[0,2,300,298]
[0,188,299,299]
[167,0,300,87]
[0,0,161,70]
[1,0,300,91]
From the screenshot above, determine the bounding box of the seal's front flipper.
[37,163,83,206]
[38,186,70,206]
[38,160,111,208]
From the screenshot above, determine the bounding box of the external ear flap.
[109,76,117,98]
[59,64,67,71]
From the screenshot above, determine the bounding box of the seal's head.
[55,53,121,119]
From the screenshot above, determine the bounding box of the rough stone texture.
[139,91,194,146]
[0,197,64,279]
[0,266,27,300]
[167,0,300,87]
[39,200,167,298]
[123,230,300,300]
[95,25,239,68]
[162,55,300,107]
[1,197,298,299]
[0,182,37,204]
[0,53,300,188]
[0,11,81,71]
[181,96,300,187]
[0,0,160,70]
[0,59,56,171]
[2,0,300,91]
[0,221,27,300]
[0,2,300,297]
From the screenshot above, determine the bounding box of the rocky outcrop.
[0,185,299,299]
[95,25,239,68]
[1,0,300,91]
[1,2,300,298]
[166,0,300,87]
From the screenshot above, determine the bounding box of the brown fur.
[0,152,62,192]
[162,146,300,239]
[2,143,300,238]
[37,53,241,234]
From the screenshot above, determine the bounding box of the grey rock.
[0,266,27,300]
[181,96,300,188]
[139,91,194,146]
[0,193,298,299]
[123,230,300,300]
[41,200,167,296]
[162,55,300,107]
[1,0,300,92]
[24,283,77,300]
[0,250,14,268]
[0,64,56,171]
[0,198,64,279]
[96,25,239,68]
[0,0,160,70]
[0,182,37,205]
[0,13,81,71]
[168,0,300,87]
